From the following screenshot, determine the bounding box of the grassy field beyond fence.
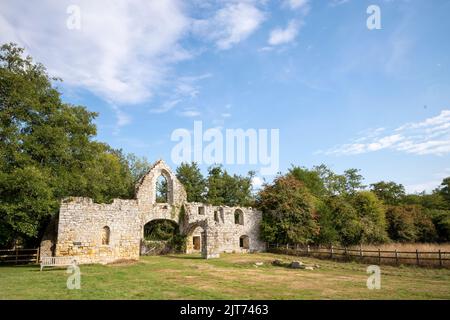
[268,243,450,268]
[1,253,450,300]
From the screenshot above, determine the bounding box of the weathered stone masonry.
[44,160,265,264]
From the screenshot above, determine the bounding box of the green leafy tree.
[312,165,365,196]
[317,196,362,246]
[438,177,450,208]
[344,168,366,194]
[385,205,418,242]
[126,153,151,185]
[370,181,406,205]
[412,207,437,242]
[205,165,254,206]
[257,174,319,244]
[0,43,135,247]
[403,192,448,210]
[176,162,206,202]
[428,209,450,242]
[155,176,168,203]
[289,165,327,198]
[350,191,388,244]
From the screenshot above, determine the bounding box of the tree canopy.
[0,43,136,247]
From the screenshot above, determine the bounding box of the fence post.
[36,247,40,264]
[307,245,310,256]
[395,249,399,265]
[359,245,363,259]
[286,243,289,250]
[416,249,420,266]
[15,247,18,265]
[439,249,442,268]
[378,248,381,264]
[345,247,348,256]
[330,245,334,259]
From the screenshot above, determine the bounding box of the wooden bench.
[40,256,78,271]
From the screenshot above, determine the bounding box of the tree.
[312,164,365,196]
[370,181,405,205]
[317,196,362,246]
[257,175,319,244]
[176,162,206,202]
[412,207,437,242]
[289,166,327,198]
[344,168,366,194]
[205,165,226,205]
[313,164,346,196]
[126,153,151,185]
[429,209,450,242]
[155,176,168,203]
[0,43,134,247]
[205,165,254,207]
[402,192,448,210]
[385,205,418,242]
[438,177,450,207]
[350,191,388,244]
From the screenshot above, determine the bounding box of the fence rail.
[0,248,40,265]
[267,244,450,268]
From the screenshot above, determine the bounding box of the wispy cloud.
[177,107,201,118]
[0,0,190,105]
[405,168,450,194]
[329,0,350,7]
[284,0,309,11]
[193,2,265,50]
[320,110,450,156]
[149,73,212,114]
[268,20,302,46]
[150,99,182,114]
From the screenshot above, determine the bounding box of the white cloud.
[0,0,190,106]
[330,0,350,7]
[285,0,309,10]
[405,180,441,194]
[178,108,201,118]
[405,169,450,193]
[322,110,450,156]
[268,20,301,46]
[174,73,212,98]
[193,2,265,50]
[251,176,264,189]
[150,99,182,114]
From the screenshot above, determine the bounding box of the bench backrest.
[41,256,78,265]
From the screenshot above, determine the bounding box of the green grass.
[1,253,450,300]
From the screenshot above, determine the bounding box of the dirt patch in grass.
[107,259,139,267]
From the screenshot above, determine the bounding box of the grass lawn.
[1,253,450,300]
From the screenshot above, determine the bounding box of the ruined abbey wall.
[47,160,265,264]
[56,198,141,264]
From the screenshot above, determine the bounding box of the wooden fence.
[0,248,40,265]
[267,244,450,268]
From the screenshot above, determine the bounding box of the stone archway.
[140,219,180,255]
[183,220,210,257]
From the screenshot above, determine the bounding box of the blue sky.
[1,0,449,192]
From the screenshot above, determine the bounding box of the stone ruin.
[40,160,265,264]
